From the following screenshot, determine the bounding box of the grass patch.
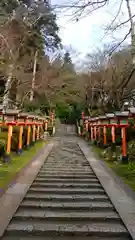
[93,145,135,192]
[0,140,45,189]
[110,162,135,191]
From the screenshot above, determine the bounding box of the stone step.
[40,168,93,174]
[61,147,83,154]
[39,169,93,172]
[44,164,88,166]
[1,236,131,240]
[35,178,99,183]
[42,165,89,167]
[46,163,89,165]
[44,161,87,163]
[39,171,93,175]
[1,138,131,240]
[25,193,109,202]
[42,163,90,166]
[14,209,120,222]
[43,167,87,169]
[37,174,96,178]
[20,200,113,210]
[29,187,105,195]
[5,220,129,237]
[44,164,87,166]
[32,182,102,189]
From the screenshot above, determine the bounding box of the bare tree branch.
[108,28,131,55]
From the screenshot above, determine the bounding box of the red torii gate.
[84,111,129,163]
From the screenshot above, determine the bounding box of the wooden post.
[18,125,23,153]
[85,119,88,139]
[111,126,115,143]
[26,115,34,147]
[36,118,40,140]
[94,126,96,140]
[31,117,36,144]
[106,113,116,150]
[27,125,31,147]
[91,126,93,141]
[106,114,116,143]
[17,112,28,154]
[90,119,94,141]
[4,109,20,161]
[32,124,36,143]
[88,119,91,140]
[17,112,27,153]
[121,127,127,157]
[100,116,108,147]
[97,119,100,145]
[6,125,12,155]
[98,126,100,144]
[37,125,40,140]
[103,126,107,146]
[115,111,129,163]
[82,112,85,136]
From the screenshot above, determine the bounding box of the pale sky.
[51,0,135,63]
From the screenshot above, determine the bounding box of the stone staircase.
[1,140,132,240]
[55,122,77,137]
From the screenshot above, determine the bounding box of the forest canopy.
[0,0,135,122]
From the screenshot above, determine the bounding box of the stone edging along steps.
[0,136,134,240]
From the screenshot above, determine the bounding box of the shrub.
[0,126,34,152]
[0,132,7,158]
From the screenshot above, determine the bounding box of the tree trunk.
[125,0,135,64]
[3,64,14,108]
[30,50,38,102]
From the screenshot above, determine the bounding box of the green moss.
[93,143,135,192]
[0,141,45,189]
[110,162,135,191]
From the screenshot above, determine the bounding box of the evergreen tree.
[63,52,74,72]
[0,0,61,53]
[0,0,61,106]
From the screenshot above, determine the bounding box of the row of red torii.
[79,108,135,164]
[0,108,55,157]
